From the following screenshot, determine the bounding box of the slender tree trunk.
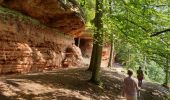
[143,55,148,75]
[164,57,169,86]
[90,43,103,84]
[107,0,114,68]
[127,49,130,68]
[89,0,103,85]
[143,55,146,69]
[107,39,114,68]
[88,38,97,71]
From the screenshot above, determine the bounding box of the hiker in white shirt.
[122,69,139,100]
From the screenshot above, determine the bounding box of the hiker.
[122,69,138,100]
[137,67,144,87]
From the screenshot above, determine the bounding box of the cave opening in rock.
[74,38,92,57]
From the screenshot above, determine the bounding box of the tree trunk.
[164,57,169,87]
[107,0,114,68]
[107,39,114,68]
[88,39,97,71]
[90,43,103,84]
[143,55,148,75]
[127,49,130,68]
[89,0,103,85]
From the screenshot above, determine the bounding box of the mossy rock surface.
[0,6,42,26]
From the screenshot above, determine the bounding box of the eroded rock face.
[0,0,85,36]
[0,11,83,74]
[78,39,93,57]
[0,0,85,74]
[63,44,83,68]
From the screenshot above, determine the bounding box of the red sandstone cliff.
[0,0,85,74]
[0,0,85,36]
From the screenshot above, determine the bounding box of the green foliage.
[146,61,165,83]
[78,0,170,84]
[77,0,95,28]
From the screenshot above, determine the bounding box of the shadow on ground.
[0,67,169,100]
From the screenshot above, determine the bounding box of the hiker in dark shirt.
[137,67,144,87]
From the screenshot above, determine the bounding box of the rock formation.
[75,30,93,57]
[0,0,85,74]
[75,30,112,62]
[0,0,85,36]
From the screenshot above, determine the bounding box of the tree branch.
[150,29,170,37]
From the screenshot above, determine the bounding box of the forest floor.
[0,60,170,100]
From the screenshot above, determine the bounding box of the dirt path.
[0,67,169,100]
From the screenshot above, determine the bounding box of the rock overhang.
[0,0,85,36]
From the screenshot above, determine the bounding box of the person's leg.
[138,79,140,87]
[137,90,140,100]
[140,80,143,87]
[137,79,140,86]
[134,94,137,100]
[141,80,143,86]
[126,95,137,100]
[138,80,142,87]
[126,95,132,100]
